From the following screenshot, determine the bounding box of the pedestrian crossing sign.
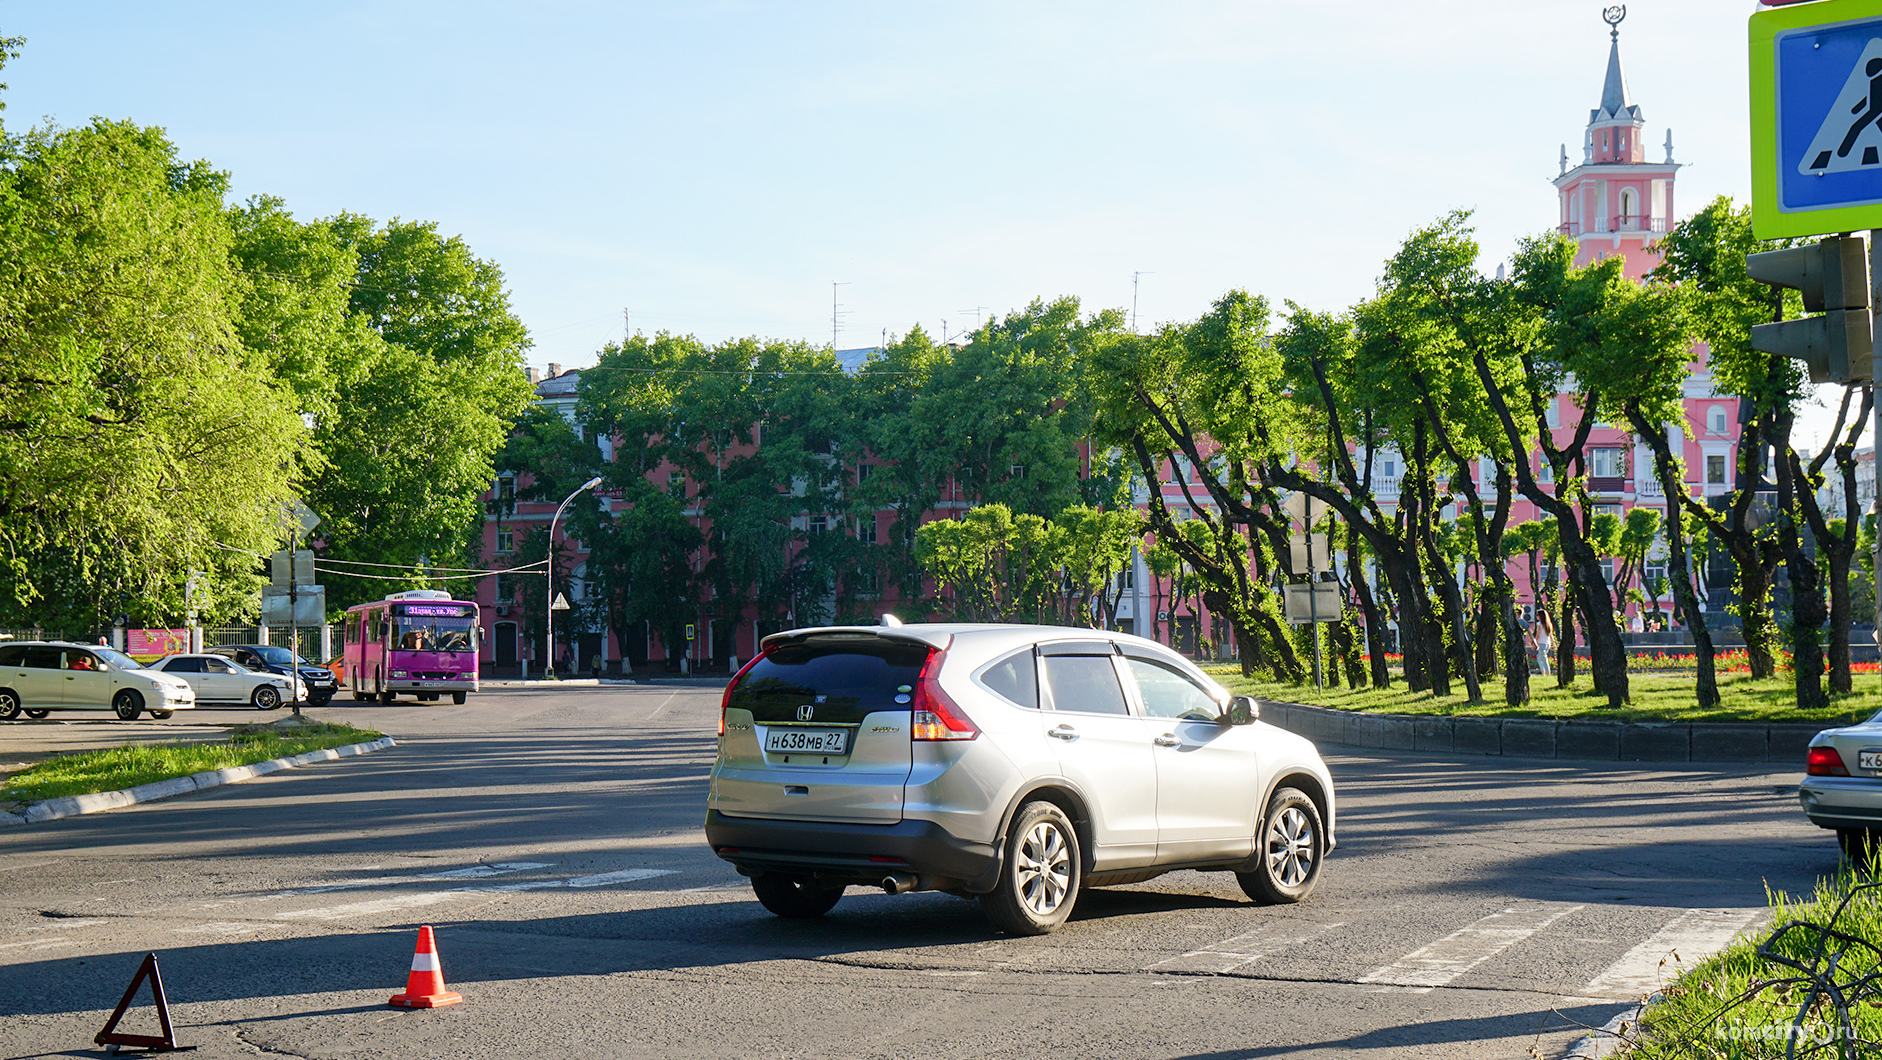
[1752,0,1882,237]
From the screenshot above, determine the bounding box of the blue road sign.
[1752,0,1882,237]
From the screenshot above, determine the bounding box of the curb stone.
[0,736,395,826]
[1563,999,1650,1059]
[1259,699,1823,763]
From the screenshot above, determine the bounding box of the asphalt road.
[0,685,1834,1060]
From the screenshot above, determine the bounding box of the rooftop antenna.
[959,306,989,333]
[1132,271,1154,333]
[832,281,851,350]
[622,306,631,344]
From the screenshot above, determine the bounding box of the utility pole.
[622,306,630,344]
[1132,271,1153,333]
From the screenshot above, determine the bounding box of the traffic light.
[1746,235,1873,384]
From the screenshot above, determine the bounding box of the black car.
[207,645,338,706]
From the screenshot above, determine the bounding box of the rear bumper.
[1801,777,1882,830]
[704,809,1001,893]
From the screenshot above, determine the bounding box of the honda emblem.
[797,704,815,722]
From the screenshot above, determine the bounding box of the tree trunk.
[1347,533,1390,688]
[1629,408,1718,709]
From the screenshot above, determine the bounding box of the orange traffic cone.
[388,925,462,1008]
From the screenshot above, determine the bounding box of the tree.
[0,118,308,630]
[311,216,537,611]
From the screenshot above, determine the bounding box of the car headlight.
[390,670,408,678]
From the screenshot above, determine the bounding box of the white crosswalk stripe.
[1147,919,1346,974]
[1576,907,1763,1001]
[1358,902,1584,992]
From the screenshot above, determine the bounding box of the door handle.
[1047,725,1078,741]
[1154,733,1182,747]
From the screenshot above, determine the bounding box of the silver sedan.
[1799,712,1882,858]
[150,654,297,711]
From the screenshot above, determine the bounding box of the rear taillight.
[721,652,766,737]
[1808,746,1850,777]
[912,649,978,741]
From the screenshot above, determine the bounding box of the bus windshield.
[394,615,475,653]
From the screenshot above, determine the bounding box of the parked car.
[150,653,296,710]
[1800,714,1882,858]
[0,641,196,721]
[705,622,1336,935]
[207,645,337,706]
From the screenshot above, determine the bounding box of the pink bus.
[341,590,480,704]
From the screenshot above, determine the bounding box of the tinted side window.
[23,648,63,669]
[730,639,929,724]
[165,657,204,673]
[1042,655,1128,716]
[0,646,24,666]
[978,650,1037,709]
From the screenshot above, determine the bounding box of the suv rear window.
[730,639,929,724]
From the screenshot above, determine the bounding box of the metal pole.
[1307,528,1323,690]
[547,477,603,682]
[289,529,301,717]
[1871,232,1881,677]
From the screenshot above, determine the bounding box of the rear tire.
[113,690,144,721]
[1839,828,1880,865]
[0,691,20,721]
[980,801,1082,936]
[380,689,396,705]
[1237,786,1324,904]
[751,874,843,918]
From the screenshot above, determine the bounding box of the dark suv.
[208,645,338,706]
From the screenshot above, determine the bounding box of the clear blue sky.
[0,2,1756,370]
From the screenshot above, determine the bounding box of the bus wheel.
[452,692,467,705]
[379,690,396,705]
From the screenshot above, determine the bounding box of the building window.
[1594,503,1623,518]
[1708,406,1727,434]
[496,529,514,554]
[668,471,686,497]
[1010,464,1026,480]
[1591,448,1623,478]
[1545,398,1560,428]
[809,515,828,535]
[1707,454,1728,485]
[858,517,878,545]
[856,463,873,483]
[1601,558,1615,585]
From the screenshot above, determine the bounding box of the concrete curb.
[478,678,638,688]
[0,736,395,827]
[1259,700,1823,764]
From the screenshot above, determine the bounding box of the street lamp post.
[546,476,603,680]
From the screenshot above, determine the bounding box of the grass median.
[0,721,384,806]
[1206,668,1882,726]
[1619,869,1882,1057]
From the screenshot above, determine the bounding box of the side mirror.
[1222,696,1259,726]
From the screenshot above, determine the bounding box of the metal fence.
[204,626,335,662]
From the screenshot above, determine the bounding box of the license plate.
[763,727,850,755]
[1861,749,1882,772]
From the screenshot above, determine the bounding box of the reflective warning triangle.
[1800,37,1882,174]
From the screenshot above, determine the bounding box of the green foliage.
[1,722,384,804]
[0,119,309,630]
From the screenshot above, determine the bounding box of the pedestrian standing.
[1534,610,1554,676]
[590,652,603,680]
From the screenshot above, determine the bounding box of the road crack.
[235,1027,313,1058]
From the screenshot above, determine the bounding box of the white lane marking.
[0,936,68,951]
[567,868,677,889]
[646,691,681,720]
[1358,903,1584,992]
[12,918,108,934]
[678,882,749,893]
[1576,908,1763,1001]
[1147,920,1345,974]
[174,922,263,936]
[275,892,475,921]
[273,862,553,896]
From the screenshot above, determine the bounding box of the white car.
[150,654,297,711]
[0,642,196,721]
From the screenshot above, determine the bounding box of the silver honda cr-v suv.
[705,621,1336,935]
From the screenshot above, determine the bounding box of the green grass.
[1206,668,1882,726]
[0,722,384,805]
[1619,869,1882,1058]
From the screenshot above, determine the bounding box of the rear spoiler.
[757,626,953,654]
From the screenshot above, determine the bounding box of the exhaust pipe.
[880,873,919,895]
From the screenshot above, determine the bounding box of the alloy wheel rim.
[1266,806,1316,887]
[1015,820,1072,915]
